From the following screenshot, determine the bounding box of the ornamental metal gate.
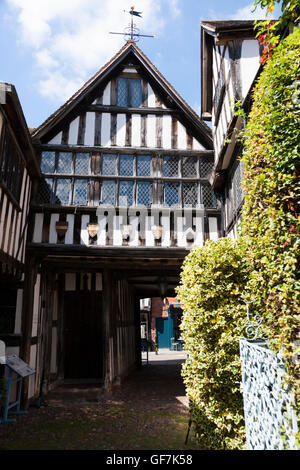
[239,339,298,450]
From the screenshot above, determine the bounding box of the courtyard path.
[0,350,199,451]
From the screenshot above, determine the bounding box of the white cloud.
[6,0,173,103]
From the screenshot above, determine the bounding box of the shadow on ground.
[0,351,199,451]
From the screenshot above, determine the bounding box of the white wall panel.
[32,213,44,243]
[116,114,126,147]
[162,115,172,149]
[146,114,156,148]
[48,131,62,145]
[68,117,79,145]
[49,214,60,244]
[84,112,95,146]
[131,114,141,147]
[101,113,111,147]
[147,84,156,107]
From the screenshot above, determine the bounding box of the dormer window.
[117,77,142,107]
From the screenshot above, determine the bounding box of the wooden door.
[63,291,102,379]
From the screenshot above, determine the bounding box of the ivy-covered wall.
[240,28,299,382]
[177,28,299,449]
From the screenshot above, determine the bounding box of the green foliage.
[253,0,300,40]
[176,238,249,449]
[239,29,300,443]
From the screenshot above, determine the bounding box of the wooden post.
[102,268,112,390]
[19,255,38,408]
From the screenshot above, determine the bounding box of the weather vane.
[110,6,156,42]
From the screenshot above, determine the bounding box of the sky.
[0,0,280,129]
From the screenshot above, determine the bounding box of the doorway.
[63,291,102,380]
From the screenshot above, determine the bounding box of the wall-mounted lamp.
[152,225,163,240]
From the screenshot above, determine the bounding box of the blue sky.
[0,0,280,128]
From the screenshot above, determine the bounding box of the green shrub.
[176,237,249,449]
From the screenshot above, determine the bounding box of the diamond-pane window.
[164,182,180,207]
[100,180,116,206]
[200,158,214,178]
[75,153,89,175]
[129,78,142,107]
[73,179,88,205]
[137,181,151,206]
[57,152,72,174]
[119,154,134,176]
[36,178,53,203]
[202,183,217,208]
[163,156,179,177]
[137,155,151,176]
[102,154,117,175]
[183,183,198,207]
[55,178,71,205]
[117,78,142,107]
[41,151,56,173]
[182,156,197,178]
[119,180,133,207]
[117,78,127,107]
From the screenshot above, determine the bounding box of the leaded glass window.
[182,156,197,178]
[75,153,89,175]
[116,78,142,107]
[137,155,151,176]
[57,152,72,174]
[137,181,151,206]
[164,182,180,207]
[119,180,134,206]
[201,183,217,209]
[36,178,53,204]
[100,180,116,206]
[41,151,56,174]
[73,179,88,205]
[55,178,71,205]
[117,78,127,107]
[163,156,179,178]
[199,158,214,178]
[119,154,134,176]
[130,78,142,107]
[183,183,198,207]
[102,154,117,176]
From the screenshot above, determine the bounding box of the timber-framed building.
[0,20,263,404]
[18,40,219,400]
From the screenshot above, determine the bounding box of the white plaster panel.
[101,113,111,147]
[116,114,126,147]
[131,114,141,147]
[68,117,79,145]
[84,112,95,146]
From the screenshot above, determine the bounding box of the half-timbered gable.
[0,83,40,365]
[201,21,260,238]
[30,41,219,251]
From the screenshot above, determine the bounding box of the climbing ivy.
[177,29,299,450]
[176,238,249,449]
[239,28,300,426]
